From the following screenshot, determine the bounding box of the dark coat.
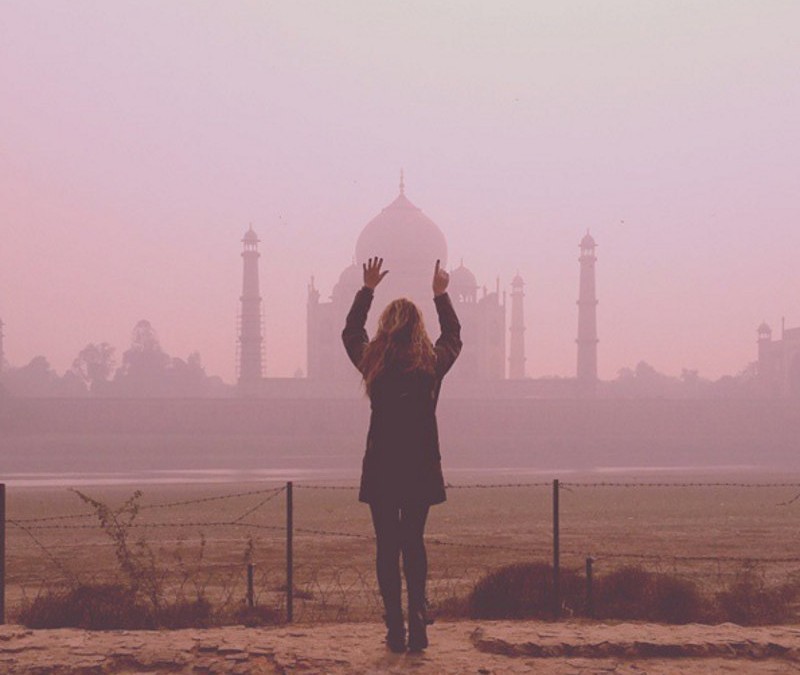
[342,287,462,507]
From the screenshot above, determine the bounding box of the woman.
[342,257,462,653]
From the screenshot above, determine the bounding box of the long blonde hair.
[360,298,435,395]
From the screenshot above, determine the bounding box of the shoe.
[384,612,406,653]
[407,607,428,652]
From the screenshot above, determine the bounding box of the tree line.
[0,319,230,398]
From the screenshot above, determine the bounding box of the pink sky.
[1,1,798,382]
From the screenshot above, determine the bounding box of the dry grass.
[6,474,800,625]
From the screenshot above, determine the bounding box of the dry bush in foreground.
[467,562,584,619]
[16,490,283,630]
[715,568,800,625]
[19,584,153,630]
[16,584,278,630]
[464,563,800,626]
[594,566,711,624]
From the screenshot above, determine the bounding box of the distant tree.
[609,360,765,399]
[616,366,635,382]
[4,356,59,396]
[187,351,203,371]
[72,342,116,394]
[680,368,700,385]
[59,369,89,397]
[737,362,759,382]
[110,322,231,397]
[113,320,171,396]
[609,361,680,398]
[1,355,86,397]
[168,352,207,395]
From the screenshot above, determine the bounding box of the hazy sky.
[1,1,798,382]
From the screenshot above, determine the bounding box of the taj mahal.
[235,175,600,398]
[307,175,517,384]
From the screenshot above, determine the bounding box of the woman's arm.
[341,257,388,372]
[342,286,373,372]
[432,260,462,377]
[433,293,462,378]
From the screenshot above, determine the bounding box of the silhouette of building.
[576,231,598,395]
[508,273,526,379]
[756,320,800,397]
[0,318,4,371]
[237,226,264,392]
[307,177,509,382]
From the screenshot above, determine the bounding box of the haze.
[2,1,798,383]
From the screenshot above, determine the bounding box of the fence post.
[585,556,594,618]
[0,483,5,625]
[286,481,293,623]
[552,478,560,619]
[247,562,255,609]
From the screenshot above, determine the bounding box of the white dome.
[355,192,448,273]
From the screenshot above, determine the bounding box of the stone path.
[2,620,800,673]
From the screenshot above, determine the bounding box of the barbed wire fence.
[2,478,800,625]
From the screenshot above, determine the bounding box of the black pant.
[369,503,430,618]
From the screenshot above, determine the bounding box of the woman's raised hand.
[363,257,389,290]
[433,259,449,297]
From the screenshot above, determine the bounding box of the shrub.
[594,566,710,624]
[463,562,800,626]
[715,569,800,625]
[156,598,214,629]
[72,489,164,609]
[431,593,470,619]
[17,490,283,630]
[19,584,153,629]
[593,566,713,624]
[468,562,583,619]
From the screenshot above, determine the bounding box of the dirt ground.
[3,619,800,674]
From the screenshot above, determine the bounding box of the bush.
[19,584,153,629]
[17,491,284,630]
[431,593,470,619]
[156,598,214,629]
[594,566,710,624]
[461,562,800,626]
[17,587,288,630]
[715,569,800,625]
[468,562,583,619]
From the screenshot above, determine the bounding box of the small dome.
[449,260,478,303]
[450,261,478,291]
[758,322,772,335]
[580,231,596,248]
[338,262,362,287]
[511,272,524,287]
[332,262,362,300]
[242,226,259,243]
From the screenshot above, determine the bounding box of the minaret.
[238,226,264,386]
[508,273,526,379]
[576,231,598,394]
[757,322,772,364]
[757,322,773,390]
